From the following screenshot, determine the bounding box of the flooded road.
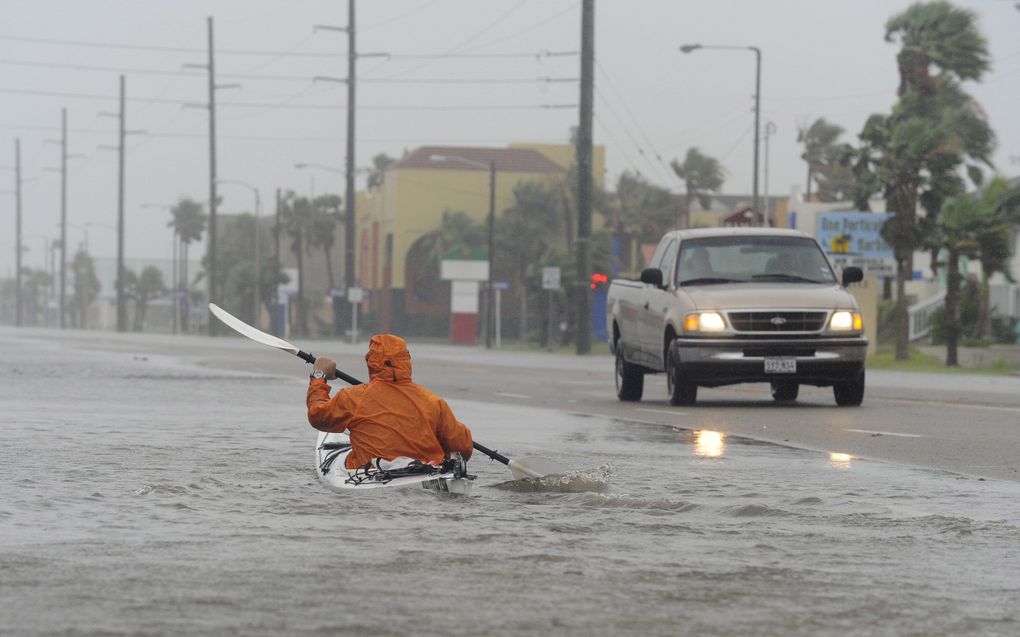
[2,333,1019,636]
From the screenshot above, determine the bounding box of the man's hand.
[314,356,337,380]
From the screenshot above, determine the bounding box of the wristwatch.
[311,370,326,381]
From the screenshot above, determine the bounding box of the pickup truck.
[607,228,867,406]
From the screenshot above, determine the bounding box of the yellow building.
[358,143,603,335]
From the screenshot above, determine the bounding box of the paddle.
[208,303,545,480]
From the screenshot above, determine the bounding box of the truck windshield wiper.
[751,273,830,284]
[678,277,745,286]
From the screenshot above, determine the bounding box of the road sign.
[817,212,895,275]
[347,287,363,303]
[542,267,561,290]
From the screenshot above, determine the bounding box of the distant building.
[359,143,605,336]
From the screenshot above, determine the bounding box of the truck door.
[639,238,677,368]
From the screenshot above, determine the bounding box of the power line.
[0,86,576,111]
[0,58,578,84]
[0,33,576,60]
[461,2,578,53]
[594,87,670,183]
[595,62,672,183]
[0,123,531,144]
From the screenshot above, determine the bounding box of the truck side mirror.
[640,267,664,288]
[842,266,863,286]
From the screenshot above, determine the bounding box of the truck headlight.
[684,312,726,333]
[829,311,862,332]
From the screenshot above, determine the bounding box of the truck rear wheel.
[615,348,644,402]
[770,381,799,402]
[833,370,865,407]
[666,347,697,406]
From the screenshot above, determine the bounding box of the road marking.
[845,428,922,438]
[494,392,530,399]
[637,408,689,416]
[873,396,1020,413]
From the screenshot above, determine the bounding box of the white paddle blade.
[208,303,299,354]
[508,459,545,480]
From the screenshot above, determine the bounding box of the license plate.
[765,357,796,374]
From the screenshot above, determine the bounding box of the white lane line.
[494,392,531,399]
[845,428,922,438]
[637,408,689,416]
[874,396,1020,413]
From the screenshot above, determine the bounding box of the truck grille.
[728,311,827,332]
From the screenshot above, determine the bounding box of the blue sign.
[817,212,892,257]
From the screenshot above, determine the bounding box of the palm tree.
[614,172,675,241]
[974,177,1019,338]
[670,148,724,229]
[797,118,844,202]
[281,193,312,337]
[168,198,206,331]
[69,248,100,328]
[366,153,395,191]
[498,181,561,340]
[877,0,993,360]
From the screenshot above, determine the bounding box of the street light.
[216,180,263,331]
[428,154,497,349]
[680,43,762,227]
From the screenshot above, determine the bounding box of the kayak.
[314,431,474,495]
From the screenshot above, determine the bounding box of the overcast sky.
[3,0,1019,271]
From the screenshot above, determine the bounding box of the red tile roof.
[392,146,566,174]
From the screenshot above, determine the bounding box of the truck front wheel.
[615,348,644,402]
[833,370,865,407]
[666,347,697,406]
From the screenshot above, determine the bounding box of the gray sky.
[3,0,1019,271]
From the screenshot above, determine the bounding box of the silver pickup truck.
[607,228,867,406]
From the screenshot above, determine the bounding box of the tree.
[872,0,994,360]
[69,249,100,328]
[366,153,396,191]
[497,181,562,340]
[613,172,676,243]
[168,198,206,331]
[123,266,165,331]
[974,177,1020,338]
[670,147,725,228]
[21,268,52,326]
[797,118,847,202]
[280,193,313,337]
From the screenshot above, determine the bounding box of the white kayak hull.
[314,431,473,495]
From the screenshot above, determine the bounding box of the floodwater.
[2,334,1019,636]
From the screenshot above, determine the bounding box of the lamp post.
[680,43,762,226]
[216,180,262,330]
[428,154,497,349]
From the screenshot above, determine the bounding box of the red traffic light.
[590,273,608,289]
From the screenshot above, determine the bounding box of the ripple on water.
[134,484,190,496]
[491,463,615,493]
[723,503,792,518]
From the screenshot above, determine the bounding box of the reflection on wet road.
[1,336,1018,636]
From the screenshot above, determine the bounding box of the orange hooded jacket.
[307,334,473,470]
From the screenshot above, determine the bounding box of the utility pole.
[575,0,594,355]
[344,0,357,329]
[207,16,219,335]
[15,138,23,327]
[763,121,776,227]
[274,187,281,336]
[114,76,127,332]
[751,46,761,227]
[59,108,67,328]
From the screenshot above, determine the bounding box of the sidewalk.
[918,344,1020,370]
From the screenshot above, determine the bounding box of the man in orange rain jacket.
[307,333,473,470]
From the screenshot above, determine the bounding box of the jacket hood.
[365,334,413,382]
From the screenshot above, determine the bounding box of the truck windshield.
[676,236,836,286]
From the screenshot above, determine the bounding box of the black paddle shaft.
[296,350,363,386]
[299,349,503,465]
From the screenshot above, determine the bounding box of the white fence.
[907,289,947,342]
